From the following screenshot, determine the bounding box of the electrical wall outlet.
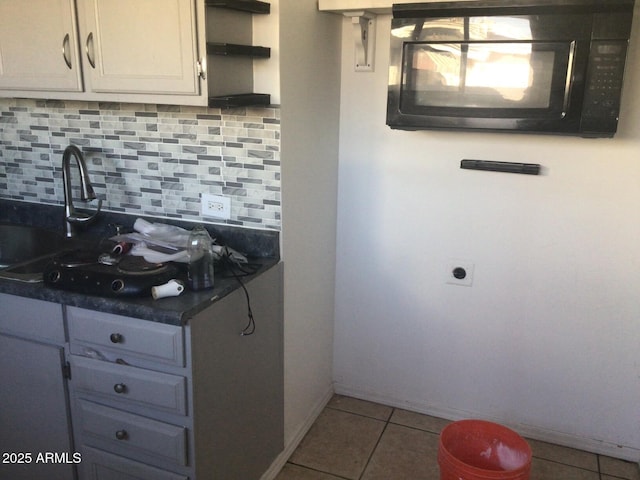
[445,259,475,287]
[201,193,231,220]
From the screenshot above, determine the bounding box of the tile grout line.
[527,447,605,476]
[598,454,603,479]
[357,407,397,480]
[285,459,353,480]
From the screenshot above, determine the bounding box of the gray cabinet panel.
[71,355,187,415]
[0,292,65,343]
[78,401,187,467]
[81,447,188,480]
[190,262,284,479]
[68,307,185,367]
[0,334,75,480]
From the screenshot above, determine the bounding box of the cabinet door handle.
[85,32,96,69]
[113,383,127,394]
[62,33,72,69]
[115,430,128,440]
[109,333,123,344]
[197,57,207,80]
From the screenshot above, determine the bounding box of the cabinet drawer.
[0,293,64,344]
[81,446,188,480]
[67,307,184,367]
[78,401,187,467]
[71,356,187,416]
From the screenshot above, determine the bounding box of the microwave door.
[402,41,573,115]
[392,40,579,132]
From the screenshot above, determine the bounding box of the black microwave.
[387,0,635,137]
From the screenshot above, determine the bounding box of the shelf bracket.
[343,11,375,72]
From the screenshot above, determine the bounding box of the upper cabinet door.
[0,0,82,91]
[80,0,200,95]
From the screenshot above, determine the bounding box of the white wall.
[279,0,341,455]
[333,9,640,460]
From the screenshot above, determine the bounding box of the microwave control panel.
[582,40,628,129]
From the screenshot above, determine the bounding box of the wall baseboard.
[334,382,640,463]
[260,385,335,480]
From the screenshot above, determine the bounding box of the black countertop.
[0,200,280,325]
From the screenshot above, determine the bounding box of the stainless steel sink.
[0,224,67,282]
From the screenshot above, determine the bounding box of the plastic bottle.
[187,225,215,290]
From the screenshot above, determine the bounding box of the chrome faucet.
[62,145,102,238]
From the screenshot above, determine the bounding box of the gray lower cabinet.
[0,262,283,480]
[69,262,284,480]
[0,294,75,480]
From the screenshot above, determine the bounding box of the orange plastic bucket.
[438,420,532,480]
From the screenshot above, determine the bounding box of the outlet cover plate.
[201,193,231,220]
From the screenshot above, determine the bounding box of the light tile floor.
[276,395,640,480]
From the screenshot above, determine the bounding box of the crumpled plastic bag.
[110,218,247,265]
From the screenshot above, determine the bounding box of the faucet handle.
[109,223,125,235]
[67,199,102,225]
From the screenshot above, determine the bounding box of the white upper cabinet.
[0,0,82,91]
[79,0,200,95]
[0,0,274,107]
[0,0,207,105]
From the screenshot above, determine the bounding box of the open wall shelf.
[205,0,271,107]
[207,43,270,58]
[205,0,270,14]
[208,93,270,108]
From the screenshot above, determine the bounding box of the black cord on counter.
[219,254,256,336]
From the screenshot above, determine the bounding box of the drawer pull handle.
[115,430,128,440]
[113,383,127,394]
[110,333,123,344]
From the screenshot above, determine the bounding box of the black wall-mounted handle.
[460,159,541,175]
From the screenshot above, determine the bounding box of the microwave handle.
[561,41,578,118]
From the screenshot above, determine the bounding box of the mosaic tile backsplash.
[0,98,281,230]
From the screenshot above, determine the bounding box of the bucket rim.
[439,419,532,477]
